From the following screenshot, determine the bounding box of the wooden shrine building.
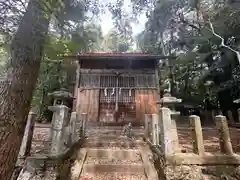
[65,53,170,125]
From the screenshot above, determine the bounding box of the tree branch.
[208,20,240,64]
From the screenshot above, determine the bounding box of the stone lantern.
[158,89,182,110]
[47,88,75,155]
[48,88,75,111]
[157,89,182,152]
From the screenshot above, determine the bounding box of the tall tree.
[0,0,57,178]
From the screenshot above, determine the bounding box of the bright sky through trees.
[99,0,147,35]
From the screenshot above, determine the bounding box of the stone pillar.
[144,114,152,139]
[215,115,234,155]
[159,107,174,155]
[151,114,159,145]
[227,110,234,124]
[49,105,69,155]
[80,113,87,138]
[238,108,240,122]
[70,112,77,143]
[189,115,205,156]
[171,117,180,153]
[17,112,36,164]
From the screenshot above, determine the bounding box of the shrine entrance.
[99,74,136,123]
[75,53,160,125]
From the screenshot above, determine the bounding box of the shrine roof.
[64,53,175,61]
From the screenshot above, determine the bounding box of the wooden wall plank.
[135,90,158,123]
[77,89,100,121]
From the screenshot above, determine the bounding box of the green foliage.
[71,22,103,52]
[31,0,104,114]
[102,29,131,53]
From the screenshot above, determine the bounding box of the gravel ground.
[33,126,51,141]
[31,168,57,180]
[80,173,147,180]
[30,141,50,154]
[30,124,52,154]
[17,168,57,180]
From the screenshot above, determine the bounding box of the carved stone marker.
[49,105,69,155]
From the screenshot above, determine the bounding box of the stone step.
[86,149,141,160]
[79,172,147,180]
[83,140,145,149]
[82,164,145,174]
[85,131,144,138]
[86,135,143,140]
[85,157,143,165]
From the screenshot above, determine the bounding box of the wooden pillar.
[159,107,174,155]
[144,114,152,139]
[73,59,80,112]
[155,64,160,97]
[215,115,234,155]
[189,115,205,156]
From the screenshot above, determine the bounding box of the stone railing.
[14,107,87,180]
[144,107,240,166]
[16,112,37,166]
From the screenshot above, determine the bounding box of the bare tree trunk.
[0,0,51,179]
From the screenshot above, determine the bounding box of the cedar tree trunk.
[0,0,51,179]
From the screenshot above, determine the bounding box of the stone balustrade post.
[151,114,159,145]
[238,108,240,122]
[17,112,36,164]
[159,107,174,155]
[49,105,69,155]
[70,112,77,143]
[80,113,87,138]
[189,115,205,156]
[144,114,152,139]
[215,115,234,155]
[171,117,180,153]
[227,110,234,124]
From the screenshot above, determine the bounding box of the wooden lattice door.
[99,75,136,123]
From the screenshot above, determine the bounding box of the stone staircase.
[71,126,158,180]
